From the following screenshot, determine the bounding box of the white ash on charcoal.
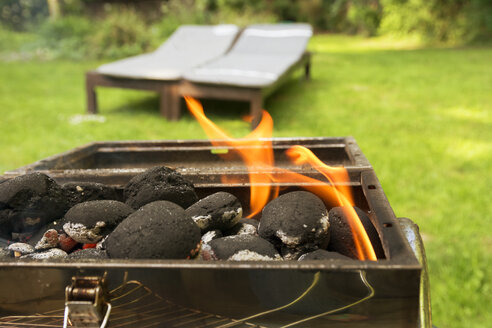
[62,200,133,244]
[201,235,281,261]
[328,206,384,259]
[8,242,34,257]
[224,222,257,236]
[258,191,330,253]
[62,182,119,207]
[67,248,108,260]
[124,166,198,210]
[239,218,259,229]
[34,229,59,250]
[21,248,67,260]
[0,173,68,238]
[280,246,306,261]
[105,201,201,259]
[27,218,67,247]
[95,235,108,250]
[201,230,223,244]
[298,249,352,261]
[185,192,242,233]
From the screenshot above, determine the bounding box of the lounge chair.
[180,23,312,128]
[85,24,239,118]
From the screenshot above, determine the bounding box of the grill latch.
[64,276,111,328]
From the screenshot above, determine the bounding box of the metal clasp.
[63,275,111,328]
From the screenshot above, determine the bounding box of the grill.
[0,137,430,328]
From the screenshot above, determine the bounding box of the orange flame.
[184,96,376,260]
[278,146,376,261]
[184,96,278,217]
[286,146,354,206]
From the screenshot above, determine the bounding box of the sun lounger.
[180,23,312,128]
[86,23,312,128]
[85,25,239,118]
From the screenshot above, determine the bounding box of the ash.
[228,250,282,261]
[21,248,67,260]
[192,215,213,229]
[63,221,106,244]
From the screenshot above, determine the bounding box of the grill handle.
[63,275,111,328]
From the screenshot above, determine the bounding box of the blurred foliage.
[155,0,209,38]
[210,0,277,27]
[37,15,92,60]
[0,0,49,31]
[380,0,492,43]
[87,6,154,59]
[6,5,155,60]
[1,0,490,61]
[155,0,277,38]
[291,0,382,36]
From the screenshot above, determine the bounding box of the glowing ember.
[184,96,377,261]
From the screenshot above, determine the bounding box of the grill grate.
[0,279,264,328]
[0,271,374,328]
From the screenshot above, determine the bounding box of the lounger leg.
[160,85,181,121]
[168,84,181,121]
[86,72,98,114]
[305,57,311,80]
[250,94,263,130]
[159,87,169,118]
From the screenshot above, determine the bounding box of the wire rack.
[0,279,264,328]
[0,271,373,328]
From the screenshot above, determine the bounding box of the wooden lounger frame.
[86,52,311,129]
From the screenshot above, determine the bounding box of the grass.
[1,33,491,327]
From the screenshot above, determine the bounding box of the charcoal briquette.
[258,191,330,251]
[202,235,281,261]
[105,201,201,259]
[8,242,34,255]
[328,206,384,259]
[63,200,133,243]
[186,192,242,232]
[34,229,59,250]
[225,222,257,236]
[124,166,198,209]
[201,230,223,244]
[95,235,108,250]
[21,248,67,260]
[62,182,119,207]
[27,219,66,247]
[280,246,306,261]
[0,247,10,259]
[298,249,352,261]
[239,218,259,229]
[0,173,68,237]
[67,248,108,260]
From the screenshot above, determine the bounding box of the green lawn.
[1,34,491,327]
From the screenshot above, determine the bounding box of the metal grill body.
[0,138,427,327]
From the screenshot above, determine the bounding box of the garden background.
[0,1,491,327]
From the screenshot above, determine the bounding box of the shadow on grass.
[104,92,257,122]
[107,95,161,117]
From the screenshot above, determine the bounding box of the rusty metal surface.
[3,138,372,186]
